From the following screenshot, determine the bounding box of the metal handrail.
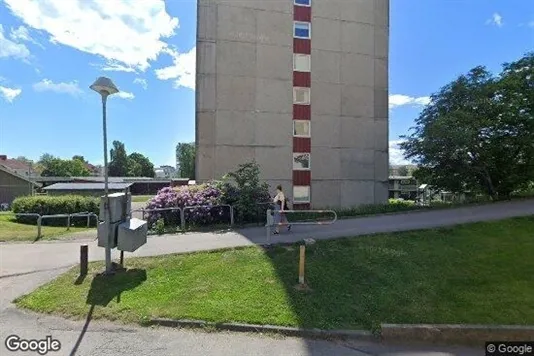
[16,212,98,239]
[129,204,234,231]
[264,209,338,245]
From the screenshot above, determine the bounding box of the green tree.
[72,155,87,163]
[400,52,534,199]
[40,157,90,177]
[128,152,155,177]
[176,142,195,179]
[108,141,129,177]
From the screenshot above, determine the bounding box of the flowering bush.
[145,183,226,228]
[145,161,272,229]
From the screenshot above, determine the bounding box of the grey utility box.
[97,220,122,248]
[99,192,131,223]
[116,218,148,252]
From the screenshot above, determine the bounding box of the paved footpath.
[1,200,531,355]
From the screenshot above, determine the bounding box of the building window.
[293,185,311,203]
[293,87,310,105]
[294,0,311,6]
[293,153,310,170]
[294,22,311,39]
[293,120,311,137]
[293,54,311,72]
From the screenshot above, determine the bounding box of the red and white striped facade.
[292,0,312,209]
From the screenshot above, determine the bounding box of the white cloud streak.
[3,0,179,72]
[0,86,22,103]
[389,94,431,109]
[389,140,412,165]
[115,91,135,100]
[155,46,196,90]
[0,24,30,60]
[33,79,83,96]
[9,25,44,48]
[133,78,148,90]
[486,13,503,27]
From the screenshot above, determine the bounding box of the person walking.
[273,185,291,235]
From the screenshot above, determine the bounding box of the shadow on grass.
[69,268,147,356]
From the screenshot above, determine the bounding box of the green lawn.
[0,213,89,242]
[15,216,534,331]
[131,195,154,203]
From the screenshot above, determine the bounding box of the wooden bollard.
[80,244,88,276]
[299,245,305,284]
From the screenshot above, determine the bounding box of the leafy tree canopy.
[400,52,534,199]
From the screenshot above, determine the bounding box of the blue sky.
[0,0,532,167]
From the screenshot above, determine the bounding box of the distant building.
[155,165,177,178]
[388,176,418,200]
[0,164,40,205]
[43,182,132,197]
[0,155,37,177]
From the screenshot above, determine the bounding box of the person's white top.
[273,191,285,209]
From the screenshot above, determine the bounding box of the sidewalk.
[1,198,533,278]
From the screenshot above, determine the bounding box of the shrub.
[222,161,271,223]
[145,183,227,228]
[11,195,99,227]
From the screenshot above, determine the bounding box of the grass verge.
[0,213,89,242]
[15,216,534,330]
[132,195,154,203]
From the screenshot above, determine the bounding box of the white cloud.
[9,25,44,48]
[33,79,83,96]
[155,46,196,90]
[133,78,148,90]
[389,140,411,165]
[0,24,30,60]
[528,21,534,28]
[101,62,137,73]
[0,86,22,103]
[3,0,179,72]
[389,94,431,109]
[115,91,135,100]
[486,13,503,27]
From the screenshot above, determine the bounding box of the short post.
[180,208,186,231]
[86,214,91,228]
[120,250,124,268]
[37,216,42,239]
[299,245,306,285]
[80,244,88,276]
[229,205,234,226]
[67,214,71,231]
[265,209,272,245]
[142,209,145,220]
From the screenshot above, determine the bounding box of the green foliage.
[396,165,410,176]
[128,152,155,177]
[109,140,155,177]
[176,142,195,179]
[401,52,534,199]
[11,195,99,227]
[154,219,165,235]
[223,161,271,223]
[109,141,129,177]
[39,154,91,177]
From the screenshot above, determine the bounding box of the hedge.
[11,195,99,227]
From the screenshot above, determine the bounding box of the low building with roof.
[43,182,133,197]
[0,164,41,206]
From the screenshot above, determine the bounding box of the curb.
[380,324,534,346]
[148,318,375,341]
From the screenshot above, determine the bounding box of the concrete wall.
[196,0,389,208]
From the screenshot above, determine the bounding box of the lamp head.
[90,77,119,97]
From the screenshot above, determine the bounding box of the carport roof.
[43,182,133,190]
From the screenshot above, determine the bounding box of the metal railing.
[264,209,338,245]
[129,204,234,231]
[15,212,98,239]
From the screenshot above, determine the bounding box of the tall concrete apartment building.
[196,0,389,208]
